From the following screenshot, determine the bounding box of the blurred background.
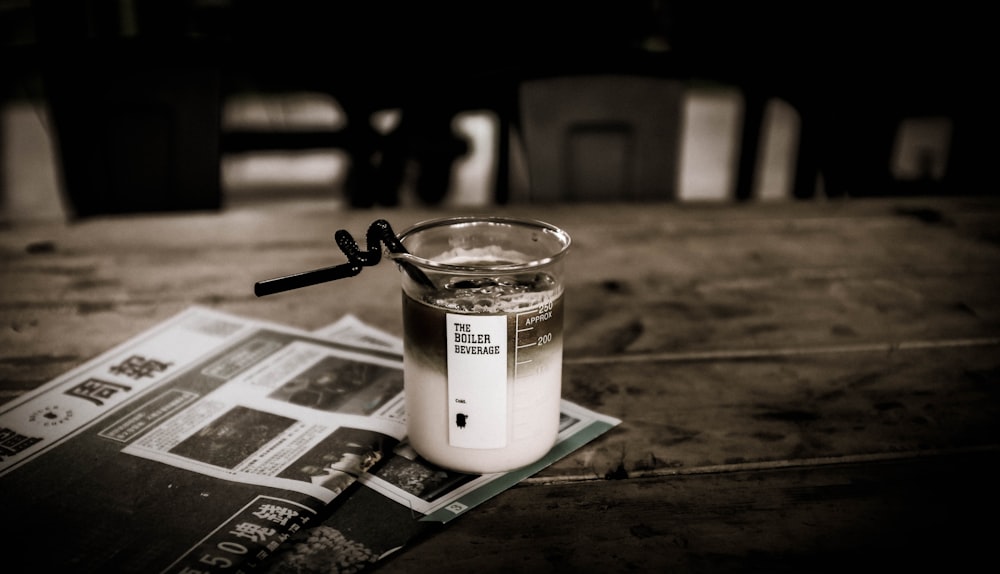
[1,0,993,222]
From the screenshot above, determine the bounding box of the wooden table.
[2,197,999,572]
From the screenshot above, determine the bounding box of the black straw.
[254,263,363,297]
[253,219,431,297]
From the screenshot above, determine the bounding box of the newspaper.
[0,306,620,573]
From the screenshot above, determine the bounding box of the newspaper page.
[0,307,620,573]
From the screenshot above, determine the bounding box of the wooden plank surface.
[2,197,999,570]
[374,449,1000,573]
[3,197,997,394]
[558,345,1000,479]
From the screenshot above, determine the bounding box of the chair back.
[515,74,684,201]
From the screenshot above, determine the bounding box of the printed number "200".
[537,333,553,346]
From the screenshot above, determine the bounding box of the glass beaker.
[389,216,571,473]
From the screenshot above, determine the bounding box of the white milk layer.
[403,290,563,474]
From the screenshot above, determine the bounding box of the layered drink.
[403,273,563,473]
[391,217,570,474]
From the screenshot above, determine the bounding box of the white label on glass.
[446,313,508,449]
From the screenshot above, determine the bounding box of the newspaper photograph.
[0,306,620,573]
[121,336,406,504]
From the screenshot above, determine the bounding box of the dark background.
[1,1,995,213]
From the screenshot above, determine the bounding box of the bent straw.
[253,219,432,297]
[254,262,364,297]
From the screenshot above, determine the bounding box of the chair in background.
[513,74,685,202]
[32,0,225,218]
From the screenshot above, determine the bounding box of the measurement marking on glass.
[515,312,536,372]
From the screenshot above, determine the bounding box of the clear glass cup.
[389,216,571,473]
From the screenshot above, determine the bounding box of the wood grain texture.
[375,450,1000,573]
[2,197,998,570]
